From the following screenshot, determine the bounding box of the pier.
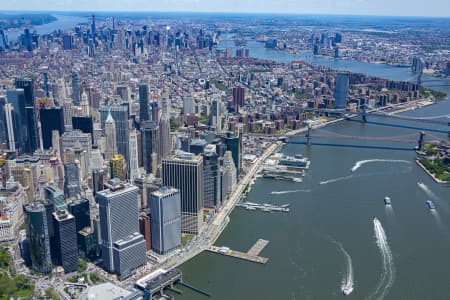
[207,239,270,264]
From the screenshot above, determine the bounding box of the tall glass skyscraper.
[100,104,130,161]
[139,84,149,122]
[334,73,349,109]
[141,121,159,174]
[52,210,78,273]
[40,107,65,149]
[150,187,181,255]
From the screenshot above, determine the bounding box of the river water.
[178,36,450,299]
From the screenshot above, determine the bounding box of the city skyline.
[1,0,450,17]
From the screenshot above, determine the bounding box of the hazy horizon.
[1,0,449,18]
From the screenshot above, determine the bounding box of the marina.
[207,239,270,264]
[259,153,310,182]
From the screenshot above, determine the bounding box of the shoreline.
[416,159,449,184]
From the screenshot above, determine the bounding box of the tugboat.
[384,196,391,206]
[426,200,436,210]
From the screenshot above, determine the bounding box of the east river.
[178,38,450,299]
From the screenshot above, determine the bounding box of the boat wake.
[270,189,311,195]
[319,175,354,185]
[418,182,439,200]
[351,159,410,172]
[369,218,395,300]
[332,240,354,296]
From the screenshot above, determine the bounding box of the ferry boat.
[426,200,436,210]
[342,286,354,296]
[384,196,391,206]
[277,154,310,170]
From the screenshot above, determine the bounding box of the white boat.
[342,286,353,295]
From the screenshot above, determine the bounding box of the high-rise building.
[151,101,159,124]
[72,116,94,144]
[60,130,92,160]
[78,227,97,260]
[92,169,105,197]
[5,102,16,151]
[139,213,151,251]
[72,71,80,106]
[222,132,242,175]
[222,151,237,195]
[64,163,80,198]
[63,98,74,128]
[209,98,221,131]
[39,107,65,149]
[97,182,146,275]
[159,93,171,161]
[62,34,74,50]
[141,121,159,174]
[203,146,221,209]
[111,154,126,181]
[112,232,146,279]
[232,87,245,112]
[150,187,181,254]
[162,151,203,234]
[44,185,66,211]
[24,202,52,273]
[183,97,196,115]
[52,210,78,273]
[104,111,118,161]
[334,73,349,109]
[139,84,149,122]
[129,128,139,182]
[100,104,130,161]
[68,198,91,233]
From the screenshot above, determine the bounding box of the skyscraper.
[203,145,221,209]
[223,132,242,176]
[64,163,80,198]
[24,202,52,273]
[14,78,39,153]
[5,103,15,151]
[52,210,78,273]
[72,116,94,144]
[162,151,203,234]
[150,187,181,254]
[139,84,149,122]
[104,111,117,161]
[44,185,66,211]
[129,128,139,182]
[72,71,80,106]
[39,107,65,149]
[97,182,146,276]
[334,73,349,109]
[100,104,130,161]
[111,154,126,181]
[68,198,91,233]
[141,121,159,174]
[232,87,245,112]
[159,92,171,161]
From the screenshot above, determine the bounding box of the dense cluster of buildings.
[0,14,436,292]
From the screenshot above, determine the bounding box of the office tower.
[183,97,196,115]
[162,151,203,234]
[111,154,126,181]
[39,107,64,149]
[334,73,349,109]
[24,202,52,273]
[44,185,65,211]
[159,93,171,161]
[80,91,90,116]
[6,89,25,152]
[129,128,139,182]
[139,84,149,122]
[23,29,33,51]
[64,163,80,198]
[68,198,91,233]
[0,97,7,146]
[223,132,242,175]
[90,146,104,171]
[62,34,73,50]
[52,130,61,158]
[139,213,151,251]
[223,151,237,194]
[92,169,105,197]
[203,146,221,208]
[52,210,78,273]
[335,33,343,43]
[151,102,159,123]
[78,227,97,259]
[60,130,92,160]
[13,79,39,153]
[0,180,26,242]
[104,111,117,161]
[0,29,7,51]
[150,187,181,254]
[72,116,94,144]
[72,71,80,106]
[5,103,15,151]
[141,121,159,174]
[63,98,74,128]
[190,139,207,155]
[100,104,130,161]
[97,183,146,276]
[209,98,221,131]
[232,87,245,112]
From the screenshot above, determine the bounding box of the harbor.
[207,239,270,264]
[259,153,310,182]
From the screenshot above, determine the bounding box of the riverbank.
[416,159,449,184]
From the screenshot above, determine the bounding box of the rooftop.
[81,282,132,300]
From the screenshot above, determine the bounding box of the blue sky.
[1,0,450,17]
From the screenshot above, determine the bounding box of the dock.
[207,239,270,264]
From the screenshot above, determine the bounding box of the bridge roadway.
[137,142,283,279]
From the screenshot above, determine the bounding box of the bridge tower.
[306,123,312,147]
[418,131,426,151]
